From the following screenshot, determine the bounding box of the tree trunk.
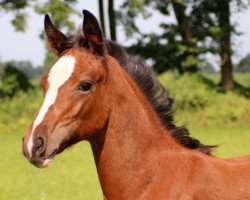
[220,54,234,89]
[108,0,116,41]
[98,0,106,37]
[172,0,197,73]
[172,0,192,42]
[217,0,234,89]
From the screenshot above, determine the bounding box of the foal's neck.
[90,58,182,199]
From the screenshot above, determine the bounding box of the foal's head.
[23,10,111,168]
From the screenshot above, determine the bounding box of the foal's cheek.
[66,95,88,118]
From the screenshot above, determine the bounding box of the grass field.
[1,125,250,200]
[0,72,249,199]
[0,132,102,200]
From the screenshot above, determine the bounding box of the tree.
[0,62,32,98]
[116,0,150,37]
[12,61,40,79]
[0,0,29,31]
[189,0,250,88]
[1,0,79,72]
[97,0,117,40]
[236,53,250,72]
[217,0,234,88]
[191,0,234,88]
[108,0,116,41]
[199,61,216,74]
[172,0,192,43]
[169,0,199,72]
[118,0,204,73]
[98,0,106,37]
[0,0,78,32]
[1,0,119,67]
[118,0,250,88]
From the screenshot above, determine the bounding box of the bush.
[0,63,32,98]
[0,85,42,133]
[159,72,215,110]
[159,72,250,126]
[236,53,250,72]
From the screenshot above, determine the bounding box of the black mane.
[64,33,214,155]
[105,40,214,155]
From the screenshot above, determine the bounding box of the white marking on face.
[27,56,76,156]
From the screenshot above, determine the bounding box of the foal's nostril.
[34,137,46,157]
[36,137,43,149]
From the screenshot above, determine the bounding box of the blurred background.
[0,0,250,199]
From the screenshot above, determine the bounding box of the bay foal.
[23,10,250,199]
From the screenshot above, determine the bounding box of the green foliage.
[117,0,151,37]
[1,60,40,79]
[0,81,41,133]
[199,61,216,73]
[0,0,28,10]
[19,61,40,79]
[0,0,79,72]
[120,0,208,73]
[119,0,250,76]
[11,12,26,32]
[236,53,250,72]
[0,63,32,98]
[0,0,78,32]
[238,53,250,68]
[0,0,28,32]
[159,72,215,109]
[127,34,204,73]
[1,72,248,132]
[159,72,250,126]
[34,0,79,31]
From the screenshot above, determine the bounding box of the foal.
[23,10,250,199]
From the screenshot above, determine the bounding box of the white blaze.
[27,56,76,156]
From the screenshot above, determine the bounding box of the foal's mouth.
[30,149,58,168]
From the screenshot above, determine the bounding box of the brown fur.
[23,10,250,200]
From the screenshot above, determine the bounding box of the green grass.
[190,125,250,158]
[1,126,250,200]
[0,72,250,199]
[0,132,102,200]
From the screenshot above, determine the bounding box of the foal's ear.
[44,14,68,56]
[82,10,105,55]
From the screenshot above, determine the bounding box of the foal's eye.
[77,81,93,92]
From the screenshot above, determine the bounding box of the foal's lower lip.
[41,149,58,168]
[42,158,53,168]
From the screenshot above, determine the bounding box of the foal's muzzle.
[22,134,57,168]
